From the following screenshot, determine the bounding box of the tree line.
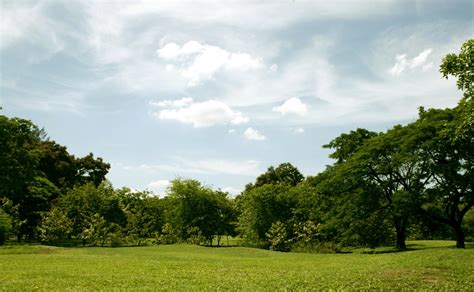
[1,39,472,251]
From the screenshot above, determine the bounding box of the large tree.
[248,162,304,190]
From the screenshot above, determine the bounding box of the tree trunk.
[395,219,407,250]
[453,222,465,248]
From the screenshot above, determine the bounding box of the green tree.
[249,162,304,190]
[166,179,236,245]
[75,153,110,187]
[39,207,73,244]
[36,141,76,191]
[266,221,289,251]
[0,207,12,245]
[412,107,473,248]
[237,184,294,246]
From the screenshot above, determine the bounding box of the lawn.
[1,241,473,290]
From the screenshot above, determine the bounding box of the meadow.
[1,240,473,290]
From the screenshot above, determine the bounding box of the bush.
[109,231,123,247]
[155,223,179,244]
[266,221,289,252]
[39,207,73,244]
[187,226,205,245]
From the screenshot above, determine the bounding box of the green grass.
[1,241,473,290]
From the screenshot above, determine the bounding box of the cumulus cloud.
[389,49,433,75]
[157,41,262,86]
[154,99,249,127]
[244,127,266,141]
[272,97,308,116]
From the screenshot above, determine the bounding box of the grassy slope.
[1,241,473,290]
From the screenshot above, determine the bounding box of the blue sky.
[1,0,472,195]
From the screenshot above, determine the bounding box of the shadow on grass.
[361,241,474,254]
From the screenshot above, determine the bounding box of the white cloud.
[389,49,433,75]
[273,97,309,116]
[157,41,262,86]
[147,180,170,196]
[228,129,236,134]
[221,187,242,196]
[150,97,194,108]
[123,158,262,176]
[244,128,266,141]
[155,99,249,127]
[293,127,305,134]
[410,49,433,68]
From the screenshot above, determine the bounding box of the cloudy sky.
[1,0,472,195]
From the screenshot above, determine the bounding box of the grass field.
[1,241,473,290]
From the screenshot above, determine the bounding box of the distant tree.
[75,153,110,187]
[157,223,179,244]
[251,163,304,189]
[323,128,378,164]
[237,184,294,246]
[37,141,76,191]
[39,207,73,244]
[123,192,156,246]
[166,179,237,245]
[0,207,12,245]
[80,213,111,247]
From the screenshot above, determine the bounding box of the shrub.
[187,226,205,245]
[155,223,179,244]
[266,221,289,252]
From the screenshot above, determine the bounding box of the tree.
[166,179,236,245]
[237,184,294,246]
[440,39,473,141]
[323,128,378,164]
[75,153,110,187]
[440,39,473,101]
[412,107,473,248]
[322,132,394,248]
[0,207,12,245]
[39,207,73,244]
[123,192,156,246]
[250,163,304,189]
[37,141,76,191]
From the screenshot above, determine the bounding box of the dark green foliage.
[0,207,12,245]
[166,179,236,245]
[237,184,294,246]
[75,153,110,187]
[250,162,304,190]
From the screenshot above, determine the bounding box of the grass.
[1,240,473,290]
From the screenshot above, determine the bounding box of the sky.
[0,0,472,196]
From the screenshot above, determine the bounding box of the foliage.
[266,221,289,251]
[39,207,73,244]
[440,39,473,100]
[249,162,304,190]
[0,207,12,245]
[156,223,179,244]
